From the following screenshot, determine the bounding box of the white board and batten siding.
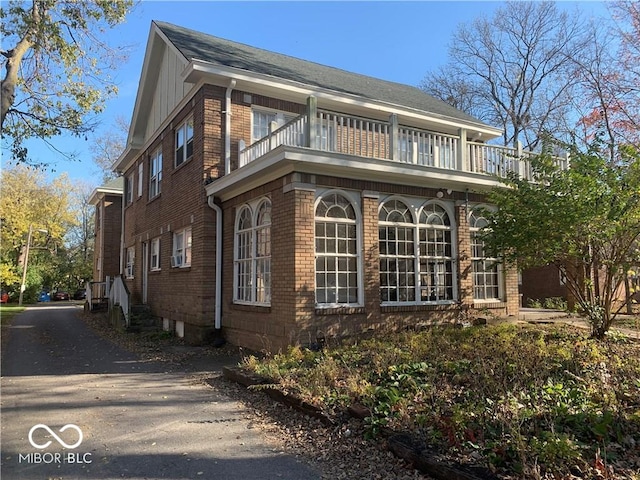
[144,46,191,142]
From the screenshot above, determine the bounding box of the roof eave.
[183,60,502,139]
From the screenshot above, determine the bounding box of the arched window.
[378,198,457,304]
[234,199,271,305]
[379,199,416,302]
[315,192,360,306]
[418,202,455,302]
[470,209,501,300]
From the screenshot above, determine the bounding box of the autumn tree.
[421,1,587,150]
[572,2,640,161]
[484,143,640,338]
[65,181,96,289]
[0,0,134,166]
[91,115,128,183]
[0,165,76,299]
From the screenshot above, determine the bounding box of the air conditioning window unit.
[170,255,182,268]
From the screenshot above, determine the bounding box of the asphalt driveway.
[0,303,320,479]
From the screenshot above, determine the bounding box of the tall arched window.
[234,198,271,305]
[315,192,360,306]
[378,198,457,304]
[418,203,455,302]
[379,199,416,302]
[470,209,501,300]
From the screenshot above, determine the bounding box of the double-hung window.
[172,227,192,268]
[234,199,271,305]
[125,246,135,279]
[175,117,194,167]
[125,173,133,205]
[137,163,143,198]
[251,109,295,142]
[315,192,360,306]
[149,148,162,199]
[470,209,501,300]
[150,237,161,271]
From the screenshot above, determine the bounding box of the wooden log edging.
[222,366,334,426]
[223,367,497,480]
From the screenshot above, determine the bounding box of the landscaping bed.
[241,324,640,479]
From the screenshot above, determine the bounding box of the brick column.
[456,203,474,307]
[362,191,381,326]
[504,264,520,315]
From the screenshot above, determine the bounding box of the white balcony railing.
[238,105,569,181]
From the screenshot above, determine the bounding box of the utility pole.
[18,225,47,306]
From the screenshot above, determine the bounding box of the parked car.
[38,291,51,302]
[0,290,9,304]
[52,291,70,301]
[73,289,86,300]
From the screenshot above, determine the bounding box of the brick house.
[89,177,123,284]
[111,21,550,351]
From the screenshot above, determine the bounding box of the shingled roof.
[154,21,488,127]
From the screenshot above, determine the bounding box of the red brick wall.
[220,174,518,352]
[121,85,225,343]
[520,265,567,306]
[117,83,520,349]
[93,193,123,282]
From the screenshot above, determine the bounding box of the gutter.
[207,196,223,330]
[224,79,236,174]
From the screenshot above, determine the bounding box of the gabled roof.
[155,21,485,126]
[117,21,499,172]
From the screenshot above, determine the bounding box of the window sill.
[170,265,191,271]
[473,300,506,309]
[147,193,161,205]
[232,304,271,313]
[315,306,365,316]
[381,303,456,313]
[173,156,193,172]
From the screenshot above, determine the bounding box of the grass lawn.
[243,324,640,479]
[0,305,25,326]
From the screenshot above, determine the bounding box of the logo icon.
[28,424,83,449]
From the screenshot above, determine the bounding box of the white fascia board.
[184,60,502,138]
[89,187,122,206]
[205,146,503,202]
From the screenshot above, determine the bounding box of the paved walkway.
[0,303,321,480]
[515,308,640,339]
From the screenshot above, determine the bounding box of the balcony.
[238,104,569,182]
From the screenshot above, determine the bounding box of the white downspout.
[206,79,234,331]
[224,79,236,175]
[207,196,223,330]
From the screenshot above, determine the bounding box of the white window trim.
[251,107,296,143]
[125,246,135,279]
[150,237,161,272]
[378,196,458,306]
[137,163,143,198]
[314,189,363,308]
[233,197,272,306]
[125,173,133,205]
[175,117,194,167]
[171,227,192,268]
[149,148,162,199]
[469,205,503,302]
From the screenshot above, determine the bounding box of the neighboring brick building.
[110,21,547,351]
[89,177,123,283]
